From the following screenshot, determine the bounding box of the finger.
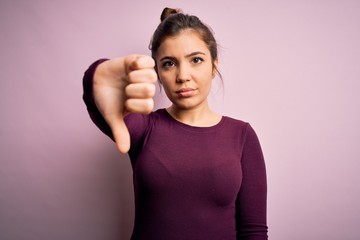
[128,68,158,83]
[125,83,156,98]
[125,98,154,114]
[108,117,131,154]
[126,55,155,72]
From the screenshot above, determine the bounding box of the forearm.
[82,58,114,140]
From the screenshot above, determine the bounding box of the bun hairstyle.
[150,7,222,80]
[160,7,182,22]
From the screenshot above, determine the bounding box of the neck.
[166,104,221,127]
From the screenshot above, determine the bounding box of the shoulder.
[223,116,259,132]
[222,115,248,127]
[221,115,250,135]
[221,116,261,145]
[222,117,265,162]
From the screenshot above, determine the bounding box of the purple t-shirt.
[83,60,268,240]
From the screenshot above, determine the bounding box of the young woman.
[83,7,268,240]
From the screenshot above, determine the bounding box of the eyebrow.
[159,51,206,62]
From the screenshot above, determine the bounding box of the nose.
[176,63,190,83]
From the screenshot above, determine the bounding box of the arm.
[236,124,268,240]
[82,59,114,140]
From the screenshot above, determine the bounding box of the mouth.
[176,88,197,97]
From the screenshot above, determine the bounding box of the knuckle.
[127,71,136,82]
[124,99,138,112]
[124,84,133,97]
[143,99,154,113]
[143,84,155,97]
[124,98,153,114]
[124,100,132,112]
[128,69,157,83]
[150,70,158,82]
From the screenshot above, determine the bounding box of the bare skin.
[93,31,221,154]
[93,55,157,153]
[156,30,221,127]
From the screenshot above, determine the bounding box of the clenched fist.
[93,55,157,154]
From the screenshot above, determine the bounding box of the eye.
[192,57,204,64]
[162,61,175,68]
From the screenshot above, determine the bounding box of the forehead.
[157,30,209,57]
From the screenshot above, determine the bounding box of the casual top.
[83,59,268,240]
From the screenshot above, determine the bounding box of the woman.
[83,7,268,240]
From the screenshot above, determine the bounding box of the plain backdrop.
[1,0,360,239]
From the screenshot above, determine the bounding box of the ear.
[212,58,219,78]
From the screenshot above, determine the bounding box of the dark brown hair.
[149,7,222,80]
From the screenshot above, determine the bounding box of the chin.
[171,98,204,110]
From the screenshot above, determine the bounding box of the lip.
[176,88,197,97]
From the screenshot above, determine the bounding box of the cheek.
[157,75,172,95]
[158,71,174,85]
[198,69,215,86]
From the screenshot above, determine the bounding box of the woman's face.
[156,30,217,110]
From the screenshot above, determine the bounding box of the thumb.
[109,117,130,154]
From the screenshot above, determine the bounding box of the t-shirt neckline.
[159,108,226,133]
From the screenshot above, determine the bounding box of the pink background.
[1,0,360,239]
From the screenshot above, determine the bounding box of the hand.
[93,55,157,154]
